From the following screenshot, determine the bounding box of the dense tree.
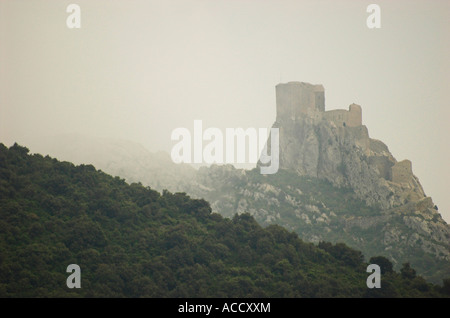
[369,256,394,274]
[0,143,448,298]
[401,262,417,280]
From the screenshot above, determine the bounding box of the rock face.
[184,163,450,284]
[270,81,426,210]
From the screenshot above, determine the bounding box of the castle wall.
[391,160,413,183]
[323,104,362,127]
[314,86,325,112]
[323,109,348,127]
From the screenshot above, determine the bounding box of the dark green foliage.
[369,256,394,274]
[0,143,448,297]
[318,242,364,269]
[401,263,416,280]
[441,278,450,295]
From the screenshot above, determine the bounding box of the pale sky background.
[1,0,449,222]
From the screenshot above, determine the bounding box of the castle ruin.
[276,82,325,119]
[275,81,415,185]
[276,81,362,127]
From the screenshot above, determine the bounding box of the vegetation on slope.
[194,166,450,284]
[0,143,448,297]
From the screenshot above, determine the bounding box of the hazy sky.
[1,0,449,222]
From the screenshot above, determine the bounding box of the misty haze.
[1,0,449,299]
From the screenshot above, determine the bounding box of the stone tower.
[276,82,324,121]
[348,103,362,127]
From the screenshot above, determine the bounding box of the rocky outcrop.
[270,81,426,210]
[182,164,450,283]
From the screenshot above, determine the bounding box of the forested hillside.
[0,143,448,297]
[30,134,450,284]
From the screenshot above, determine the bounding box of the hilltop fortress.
[271,81,425,207]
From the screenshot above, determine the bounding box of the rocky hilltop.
[264,81,426,210]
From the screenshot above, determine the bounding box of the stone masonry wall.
[276,82,324,121]
[322,104,362,127]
